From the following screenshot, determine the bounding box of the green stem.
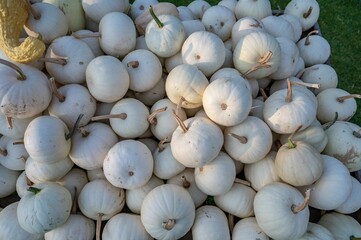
[27,187,41,194]
[65,114,84,140]
[350,236,361,240]
[323,112,338,131]
[149,5,164,28]
[288,138,297,149]
[0,59,26,80]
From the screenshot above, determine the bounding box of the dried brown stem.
[172,109,187,133]
[305,30,319,46]
[242,51,273,78]
[49,77,65,102]
[176,96,186,116]
[336,94,361,103]
[6,117,12,129]
[91,113,127,121]
[291,188,311,213]
[181,175,191,188]
[71,187,78,214]
[71,31,101,39]
[38,57,68,65]
[0,148,7,156]
[259,88,268,101]
[148,107,167,125]
[228,213,235,233]
[303,6,313,19]
[127,60,139,68]
[78,127,90,137]
[285,79,292,103]
[96,213,104,240]
[158,138,168,152]
[0,59,26,80]
[291,81,320,89]
[162,219,176,230]
[228,133,248,144]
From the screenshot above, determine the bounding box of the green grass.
[161,0,361,126]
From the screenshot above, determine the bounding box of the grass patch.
[160,0,361,126]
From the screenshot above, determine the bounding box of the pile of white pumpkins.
[0,0,361,239]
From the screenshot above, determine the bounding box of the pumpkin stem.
[291,188,311,213]
[71,31,101,39]
[249,18,262,28]
[148,106,167,125]
[25,175,33,186]
[260,88,268,101]
[12,140,24,145]
[0,148,7,156]
[127,60,139,68]
[149,5,164,28]
[172,109,188,133]
[181,175,191,188]
[162,219,176,230]
[323,112,338,131]
[65,114,84,140]
[242,51,273,78]
[6,116,12,129]
[291,81,320,89]
[176,96,186,116]
[295,66,319,79]
[303,6,313,19]
[91,113,127,121]
[336,94,361,103]
[350,236,361,240]
[78,127,90,137]
[234,178,251,186]
[228,133,248,144]
[24,0,41,20]
[228,213,235,233]
[287,125,302,149]
[0,59,27,80]
[158,137,168,152]
[49,77,65,102]
[71,187,78,214]
[353,130,361,138]
[38,57,68,65]
[285,78,293,103]
[305,30,319,46]
[96,213,104,240]
[27,186,42,194]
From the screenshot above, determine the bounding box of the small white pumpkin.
[17,182,72,234]
[103,139,153,189]
[82,0,129,23]
[134,77,166,107]
[244,151,281,191]
[232,217,269,240]
[102,213,152,240]
[194,151,236,196]
[234,0,272,20]
[279,14,303,42]
[284,0,320,31]
[140,184,195,240]
[181,31,226,77]
[0,137,28,171]
[0,113,38,139]
[297,222,335,240]
[187,0,211,19]
[253,182,310,240]
[182,19,206,38]
[72,29,104,57]
[191,205,231,240]
[231,17,265,51]
[261,15,295,41]
[0,163,21,198]
[56,168,89,201]
[335,176,361,214]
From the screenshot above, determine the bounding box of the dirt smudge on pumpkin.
[333,146,360,165]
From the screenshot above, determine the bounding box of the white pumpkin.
[181,31,226,77]
[232,217,269,240]
[86,55,130,103]
[318,212,361,240]
[24,115,71,163]
[87,168,105,181]
[296,222,335,240]
[182,19,206,38]
[234,0,272,20]
[103,139,153,189]
[192,205,230,240]
[187,0,211,19]
[323,121,361,172]
[244,151,281,191]
[82,0,129,23]
[134,77,166,106]
[56,168,89,201]
[233,31,281,79]
[69,122,118,170]
[0,113,38,139]
[170,116,223,168]
[231,17,265,51]
[17,182,72,234]
[0,137,28,171]
[177,6,194,21]
[223,116,273,164]
[102,213,152,240]
[202,76,252,127]
[125,175,164,214]
[72,29,104,57]
[253,182,310,240]
[0,163,21,198]
[261,15,295,41]
[140,184,195,240]
[284,0,320,31]
[194,151,236,196]
[279,14,303,42]
[335,176,361,214]
[167,168,208,208]
[0,202,44,240]
[214,181,256,218]
[130,0,158,20]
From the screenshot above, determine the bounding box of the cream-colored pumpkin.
[194,151,236,196]
[214,181,256,218]
[130,0,158,20]
[0,202,44,240]
[231,17,265,50]
[323,121,361,172]
[275,139,323,187]
[102,213,152,240]
[16,171,32,198]
[56,168,89,200]
[134,77,166,107]
[167,168,208,208]
[182,19,206,38]
[72,29,104,57]
[24,116,71,163]
[103,139,153,189]
[0,113,38,139]
[0,137,28,171]
[253,182,310,240]
[140,184,195,240]
[25,156,74,183]
[316,88,359,123]
[298,154,352,211]
[125,175,164,214]
[232,217,269,240]
[82,0,129,23]
[202,76,252,127]
[284,0,320,31]
[318,212,361,240]
[279,14,303,42]
[234,0,272,20]
[0,163,21,198]
[191,205,230,240]
[69,122,118,170]
[170,116,223,168]
[296,222,335,240]
[261,15,295,41]
[187,0,211,19]
[17,182,72,234]
[177,6,194,21]
[244,151,281,191]
[165,63,209,109]
[181,31,226,77]
[233,31,281,79]
[335,176,361,214]
[224,116,273,164]
[86,55,130,103]
[153,142,186,180]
